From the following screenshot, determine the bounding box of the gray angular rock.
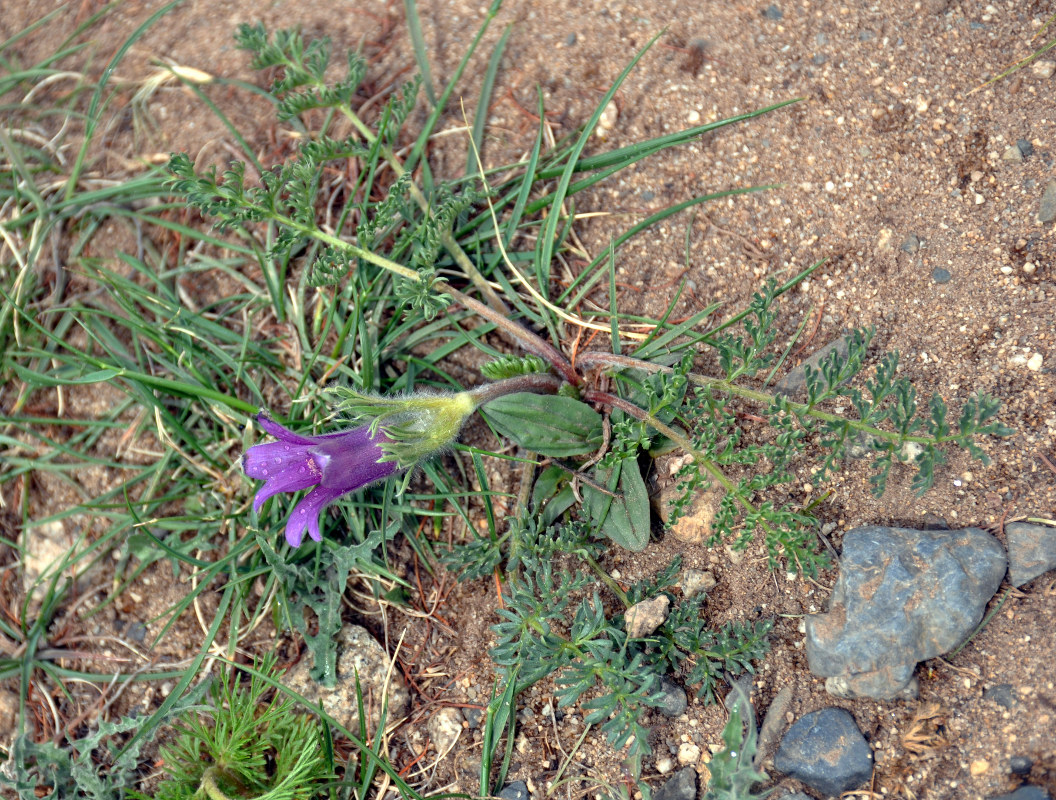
[775,336,851,400]
[805,526,1006,699]
[682,568,717,598]
[625,595,670,638]
[499,781,529,800]
[774,707,873,797]
[1009,755,1034,775]
[932,267,952,284]
[654,767,697,800]
[427,706,463,755]
[984,683,1018,709]
[656,676,688,717]
[779,794,814,800]
[1006,521,1056,587]
[282,624,409,733]
[1039,179,1056,224]
[988,787,1051,800]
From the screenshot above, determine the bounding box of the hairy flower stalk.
[244,375,560,546]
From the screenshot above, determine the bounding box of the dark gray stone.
[774,708,873,797]
[775,336,851,400]
[654,767,697,800]
[463,706,484,728]
[988,787,1051,800]
[932,267,952,284]
[126,622,148,644]
[656,676,688,717]
[984,683,1017,709]
[1039,180,1056,224]
[805,526,1006,699]
[1009,755,1034,775]
[921,512,950,530]
[499,781,529,800]
[1017,139,1035,158]
[1006,522,1056,587]
[780,794,814,800]
[901,233,921,253]
[763,4,783,20]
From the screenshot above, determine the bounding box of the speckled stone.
[282,624,409,732]
[775,335,851,400]
[805,526,1006,699]
[774,707,873,796]
[654,767,697,800]
[987,786,1051,800]
[1006,522,1056,587]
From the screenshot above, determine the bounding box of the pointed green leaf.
[482,393,603,457]
[585,460,651,552]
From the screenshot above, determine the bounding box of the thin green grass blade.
[402,0,437,106]
[404,0,502,173]
[561,186,772,308]
[466,23,511,177]
[537,32,664,301]
[632,274,690,355]
[608,242,620,354]
[64,0,180,202]
[114,582,234,761]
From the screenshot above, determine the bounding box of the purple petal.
[255,413,320,445]
[250,471,320,514]
[284,485,348,547]
[310,426,398,490]
[242,439,316,480]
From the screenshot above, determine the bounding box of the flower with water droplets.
[243,390,477,547]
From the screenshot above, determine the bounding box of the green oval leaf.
[584,460,651,552]
[481,393,603,457]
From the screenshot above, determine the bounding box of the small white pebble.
[1000,265,1014,274]
[678,742,702,766]
[974,193,985,204]
[1027,352,1044,372]
[824,180,836,192]
[1031,60,1056,79]
[597,100,618,131]
[1023,261,1036,274]
[687,109,701,124]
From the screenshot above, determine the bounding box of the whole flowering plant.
[244,389,477,546]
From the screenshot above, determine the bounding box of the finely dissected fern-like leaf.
[1,683,209,800]
[151,657,333,800]
[234,23,368,120]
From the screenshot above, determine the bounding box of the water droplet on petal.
[283,445,290,451]
[274,457,282,465]
[261,468,268,475]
